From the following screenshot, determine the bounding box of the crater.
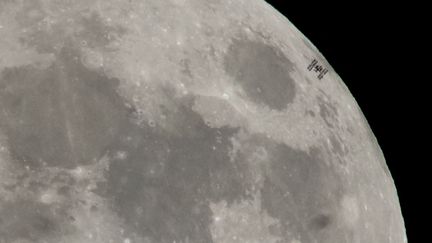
[224,39,296,111]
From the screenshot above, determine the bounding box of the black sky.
[264,1,423,241]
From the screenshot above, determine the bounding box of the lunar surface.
[0,0,406,243]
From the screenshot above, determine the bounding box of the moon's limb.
[0,0,406,243]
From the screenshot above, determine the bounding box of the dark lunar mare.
[0,200,72,242]
[259,141,349,242]
[224,39,297,111]
[230,134,349,242]
[0,47,130,169]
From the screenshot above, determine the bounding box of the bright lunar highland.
[0,0,406,243]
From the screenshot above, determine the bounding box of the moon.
[0,0,406,243]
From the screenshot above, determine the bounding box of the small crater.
[80,40,88,47]
[147,119,156,127]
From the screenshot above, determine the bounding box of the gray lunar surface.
[0,0,406,242]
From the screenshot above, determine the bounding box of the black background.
[264,1,423,242]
